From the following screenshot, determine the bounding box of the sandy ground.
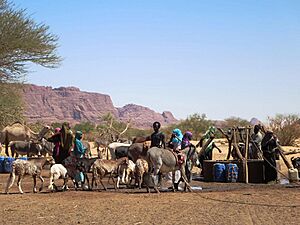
[0,140,300,225]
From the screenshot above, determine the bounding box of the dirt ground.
[0,141,300,225]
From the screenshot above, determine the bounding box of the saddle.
[168,149,185,167]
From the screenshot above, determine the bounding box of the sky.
[13,0,300,121]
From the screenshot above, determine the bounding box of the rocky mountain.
[21,84,178,129]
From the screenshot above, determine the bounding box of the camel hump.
[10,121,25,126]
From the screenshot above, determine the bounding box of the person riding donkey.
[149,121,166,148]
[167,128,184,190]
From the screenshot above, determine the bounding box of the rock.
[21,84,178,129]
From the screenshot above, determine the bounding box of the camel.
[0,122,51,156]
[147,146,200,193]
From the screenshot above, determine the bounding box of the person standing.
[60,122,74,162]
[249,125,263,159]
[47,127,62,163]
[73,131,87,188]
[262,131,279,183]
[196,126,222,175]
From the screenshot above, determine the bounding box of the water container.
[226,163,239,183]
[0,156,5,173]
[213,163,226,182]
[3,157,15,173]
[288,168,299,182]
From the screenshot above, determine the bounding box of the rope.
[262,155,300,187]
[195,192,300,208]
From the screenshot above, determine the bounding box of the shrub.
[268,114,300,146]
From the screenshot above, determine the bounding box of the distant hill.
[21,84,178,129]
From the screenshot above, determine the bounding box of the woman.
[181,131,193,149]
[47,127,62,163]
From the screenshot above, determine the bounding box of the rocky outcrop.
[117,104,178,129]
[21,84,178,129]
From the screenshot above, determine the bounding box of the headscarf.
[54,127,61,133]
[75,131,83,140]
[172,128,183,145]
[182,131,193,149]
[204,126,216,139]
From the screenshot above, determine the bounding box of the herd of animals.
[0,122,199,194]
[1,122,300,195]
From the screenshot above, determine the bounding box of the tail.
[5,164,16,193]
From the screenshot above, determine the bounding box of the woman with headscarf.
[261,131,279,183]
[181,131,193,149]
[47,127,62,163]
[73,131,87,187]
[167,128,183,190]
[196,126,222,175]
[169,128,183,151]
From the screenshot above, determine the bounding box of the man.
[262,131,279,183]
[249,125,263,159]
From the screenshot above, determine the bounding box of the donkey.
[147,146,200,193]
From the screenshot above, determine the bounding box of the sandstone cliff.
[21,84,178,129]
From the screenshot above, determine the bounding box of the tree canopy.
[0,0,61,128]
[0,0,61,82]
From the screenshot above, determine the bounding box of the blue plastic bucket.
[3,157,15,173]
[0,156,5,173]
[213,163,226,182]
[226,163,239,183]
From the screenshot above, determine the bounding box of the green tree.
[0,0,61,82]
[268,114,300,146]
[74,121,95,134]
[165,113,213,140]
[0,83,23,129]
[0,0,61,128]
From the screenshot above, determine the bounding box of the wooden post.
[217,128,232,160]
[277,145,293,169]
[244,127,250,184]
[232,128,244,160]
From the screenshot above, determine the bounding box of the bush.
[268,114,300,146]
[164,113,213,140]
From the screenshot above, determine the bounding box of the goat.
[135,158,149,189]
[9,141,43,158]
[75,157,98,190]
[5,157,55,194]
[91,157,128,191]
[48,164,69,192]
[63,155,97,190]
[116,159,135,188]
